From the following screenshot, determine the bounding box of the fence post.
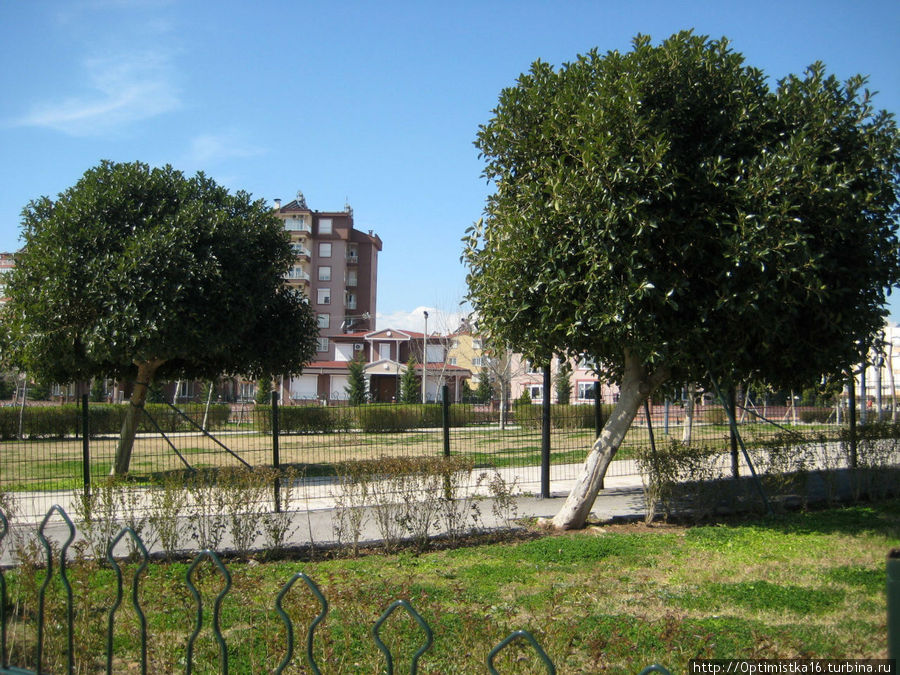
[860,359,868,426]
[728,387,739,479]
[441,385,451,457]
[663,399,670,435]
[442,385,452,500]
[541,364,551,499]
[889,548,900,659]
[594,382,604,490]
[272,391,281,513]
[82,394,90,499]
[848,372,858,469]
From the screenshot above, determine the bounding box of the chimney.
[274,198,282,210]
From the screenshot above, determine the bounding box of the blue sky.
[1,0,899,331]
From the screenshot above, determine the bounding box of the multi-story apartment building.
[274,193,382,343]
[446,325,487,381]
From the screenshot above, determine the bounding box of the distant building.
[446,327,487,381]
[0,252,15,305]
[510,354,618,405]
[447,328,621,405]
[289,328,471,404]
[273,193,382,342]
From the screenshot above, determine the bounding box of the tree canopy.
[463,32,900,528]
[1,160,318,472]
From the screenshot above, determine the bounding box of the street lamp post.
[422,311,429,404]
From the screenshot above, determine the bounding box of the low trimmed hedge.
[261,405,354,434]
[0,403,232,440]
[515,403,611,430]
[259,402,502,435]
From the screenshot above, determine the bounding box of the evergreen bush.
[516,403,609,430]
[0,402,231,439]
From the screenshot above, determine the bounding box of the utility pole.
[422,310,429,404]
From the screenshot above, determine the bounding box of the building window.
[345,292,357,310]
[577,381,598,400]
[529,384,543,400]
[346,268,358,287]
[472,357,484,367]
[525,360,541,374]
[319,242,332,258]
[318,266,331,281]
[317,313,330,329]
[473,338,483,350]
[317,288,331,305]
[318,218,333,235]
[347,244,359,262]
[316,337,329,352]
[449,357,457,366]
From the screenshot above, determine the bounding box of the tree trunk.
[550,352,669,530]
[112,359,163,475]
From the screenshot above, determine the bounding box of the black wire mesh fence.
[0,390,858,512]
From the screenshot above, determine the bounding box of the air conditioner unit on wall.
[354,343,364,351]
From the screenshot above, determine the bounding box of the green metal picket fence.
[0,506,672,674]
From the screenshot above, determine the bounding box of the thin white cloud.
[185,132,266,166]
[376,306,467,334]
[16,51,180,136]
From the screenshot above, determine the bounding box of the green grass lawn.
[3,500,896,673]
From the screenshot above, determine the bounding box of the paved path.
[0,459,647,565]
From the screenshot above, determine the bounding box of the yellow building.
[447,329,487,384]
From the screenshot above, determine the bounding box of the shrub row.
[258,403,500,434]
[0,403,231,440]
[515,403,612,430]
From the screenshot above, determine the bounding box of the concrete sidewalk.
[0,461,647,565]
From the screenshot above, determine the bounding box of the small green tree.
[555,361,572,404]
[89,378,106,402]
[476,367,494,403]
[400,357,420,404]
[255,374,273,405]
[346,355,367,405]
[515,388,532,406]
[28,379,50,401]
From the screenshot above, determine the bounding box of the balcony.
[346,253,359,265]
[291,244,312,260]
[284,217,312,234]
[283,268,310,288]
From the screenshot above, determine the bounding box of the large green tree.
[1,160,319,474]
[464,32,900,529]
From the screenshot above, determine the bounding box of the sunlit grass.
[2,500,895,673]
